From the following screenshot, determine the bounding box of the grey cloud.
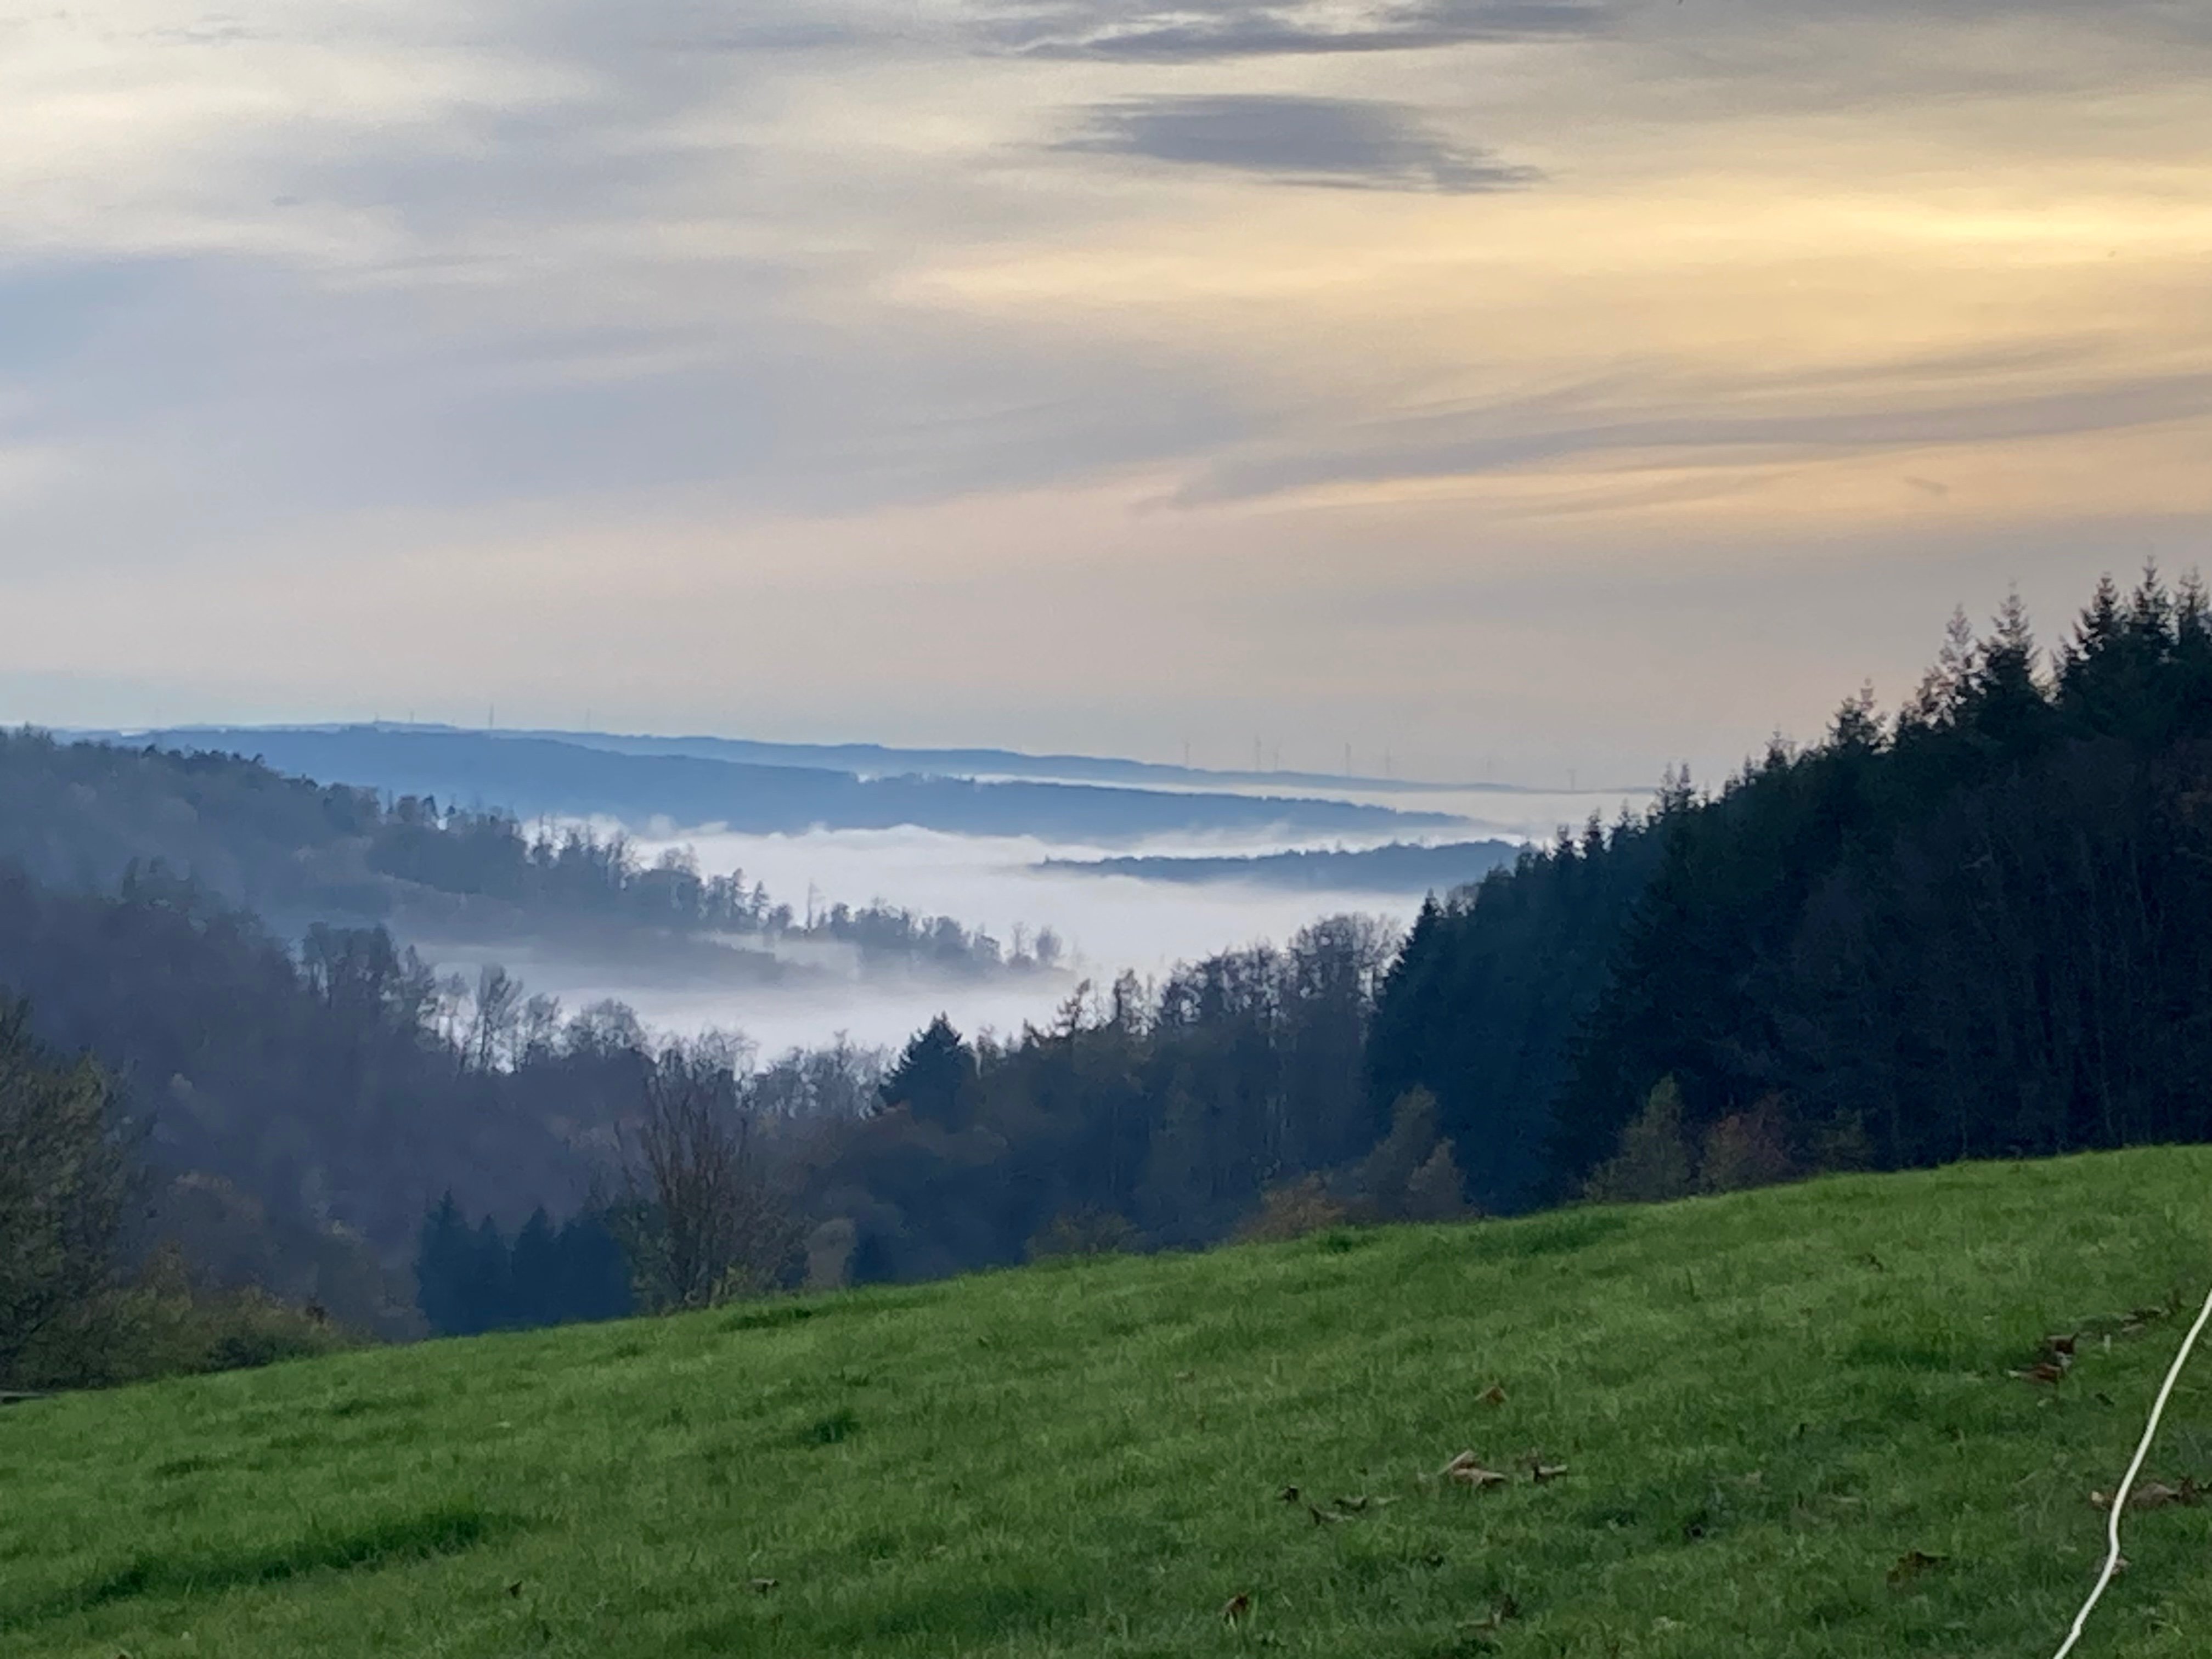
[1182,370,2212,502]
[1058,95,1539,194]
[990,1,1612,61]
[0,243,1268,575]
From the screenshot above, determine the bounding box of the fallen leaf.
[1308,1504,1347,1526]
[1276,1485,1300,1504]
[751,1578,779,1595]
[1477,1384,1508,1407]
[2010,1361,2068,1385]
[1887,1549,1949,1587]
[1221,1592,1252,1625]
[1441,1451,1509,1489]
[506,1582,523,1599]
[1530,1461,1569,1483]
[2091,1478,2203,1512]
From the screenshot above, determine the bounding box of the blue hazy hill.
[1043,839,1521,893]
[106,726,1464,843]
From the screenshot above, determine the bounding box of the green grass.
[7,1151,2212,1657]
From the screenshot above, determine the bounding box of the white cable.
[2050,1276,2212,1658]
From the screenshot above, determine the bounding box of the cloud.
[1057,94,1540,193]
[1181,369,2212,502]
[988,1,1612,61]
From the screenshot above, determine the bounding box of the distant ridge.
[150,721,1531,795]
[1042,839,1521,893]
[86,725,1465,843]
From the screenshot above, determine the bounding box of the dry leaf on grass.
[1477,1384,1508,1407]
[750,1577,779,1595]
[1221,1592,1252,1625]
[2091,1478,2204,1512]
[1441,1450,1509,1488]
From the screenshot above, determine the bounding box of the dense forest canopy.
[1371,567,2212,1211]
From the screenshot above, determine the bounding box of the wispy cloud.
[1056,94,1539,193]
[1182,369,2212,503]
[0,0,2207,786]
[988,1,1612,61]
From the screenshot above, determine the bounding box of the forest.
[1375,567,2212,1213]
[0,729,1044,974]
[10,567,2212,1384]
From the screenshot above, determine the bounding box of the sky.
[3,0,2209,787]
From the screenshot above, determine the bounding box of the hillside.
[7,1150,2210,1658]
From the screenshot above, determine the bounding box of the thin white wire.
[2050,1275,2212,1658]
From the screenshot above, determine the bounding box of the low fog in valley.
[415,782,1645,1055]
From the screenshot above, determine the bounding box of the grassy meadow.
[5,1149,2212,1657]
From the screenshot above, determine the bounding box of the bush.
[1699,1099,1796,1194]
[1235,1176,1350,1243]
[0,1001,129,1386]
[1582,1079,1696,1204]
[15,1244,352,1390]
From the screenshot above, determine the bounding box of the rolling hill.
[5,1149,2209,1657]
[83,726,1466,842]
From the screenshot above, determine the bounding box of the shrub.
[1582,1078,1696,1204]
[1235,1176,1350,1243]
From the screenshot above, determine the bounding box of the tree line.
[0,729,1052,973]
[14,567,2212,1383]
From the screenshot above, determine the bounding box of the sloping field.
[5,1150,2211,1657]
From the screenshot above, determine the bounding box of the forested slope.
[1375,569,2212,1211]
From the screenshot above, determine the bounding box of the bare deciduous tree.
[619,1044,797,1310]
